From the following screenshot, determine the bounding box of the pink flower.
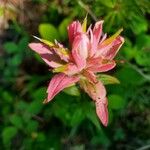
[29,18,124,126]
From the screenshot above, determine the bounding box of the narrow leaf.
[82,15,87,32]
[98,74,120,85]
[33,36,54,47]
[108,95,125,110]
[63,85,80,96]
[102,28,123,46]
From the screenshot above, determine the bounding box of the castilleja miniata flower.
[29,17,124,126]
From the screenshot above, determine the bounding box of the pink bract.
[29,18,124,126]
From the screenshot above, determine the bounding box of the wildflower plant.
[29,17,124,126]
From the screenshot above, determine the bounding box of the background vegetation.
[0,0,150,149]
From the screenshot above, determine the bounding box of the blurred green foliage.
[0,0,150,149]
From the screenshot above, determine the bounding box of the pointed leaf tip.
[32,35,54,47]
[98,74,120,85]
[102,28,123,46]
[32,35,41,41]
[82,15,88,32]
[52,65,68,73]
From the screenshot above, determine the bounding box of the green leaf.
[18,37,29,50]
[108,109,113,124]
[115,67,144,86]
[87,110,101,130]
[63,85,80,96]
[53,94,77,126]
[27,88,46,115]
[114,128,125,140]
[2,126,18,145]
[99,0,116,8]
[70,108,85,126]
[3,42,18,54]
[85,102,101,130]
[58,18,71,41]
[135,34,150,66]
[130,15,148,34]
[36,133,46,142]
[10,54,22,66]
[136,34,150,49]
[2,91,13,103]
[16,101,28,112]
[98,74,120,85]
[32,87,46,101]
[9,115,23,129]
[108,94,125,110]
[135,50,150,67]
[91,130,111,147]
[39,23,59,41]
[26,120,38,133]
[27,101,43,115]
[122,46,137,60]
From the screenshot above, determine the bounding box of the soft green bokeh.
[0,0,150,149]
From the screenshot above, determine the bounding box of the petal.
[96,28,124,59]
[44,73,79,103]
[80,78,108,126]
[53,63,80,76]
[71,33,89,70]
[29,43,64,68]
[87,57,103,67]
[100,28,123,46]
[82,70,97,84]
[88,60,116,73]
[80,80,106,101]
[53,41,70,62]
[93,20,103,44]
[33,37,70,62]
[64,63,80,76]
[88,28,96,57]
[72,33,89,59]
[87,57,116,73]
[106,36,124,60]
[88,21,104,57]
[98,36,125,60]
[95,97,108,126]
[67,21,82,45]
[100,33,107,44]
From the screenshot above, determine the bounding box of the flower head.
[29,17,124,126]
